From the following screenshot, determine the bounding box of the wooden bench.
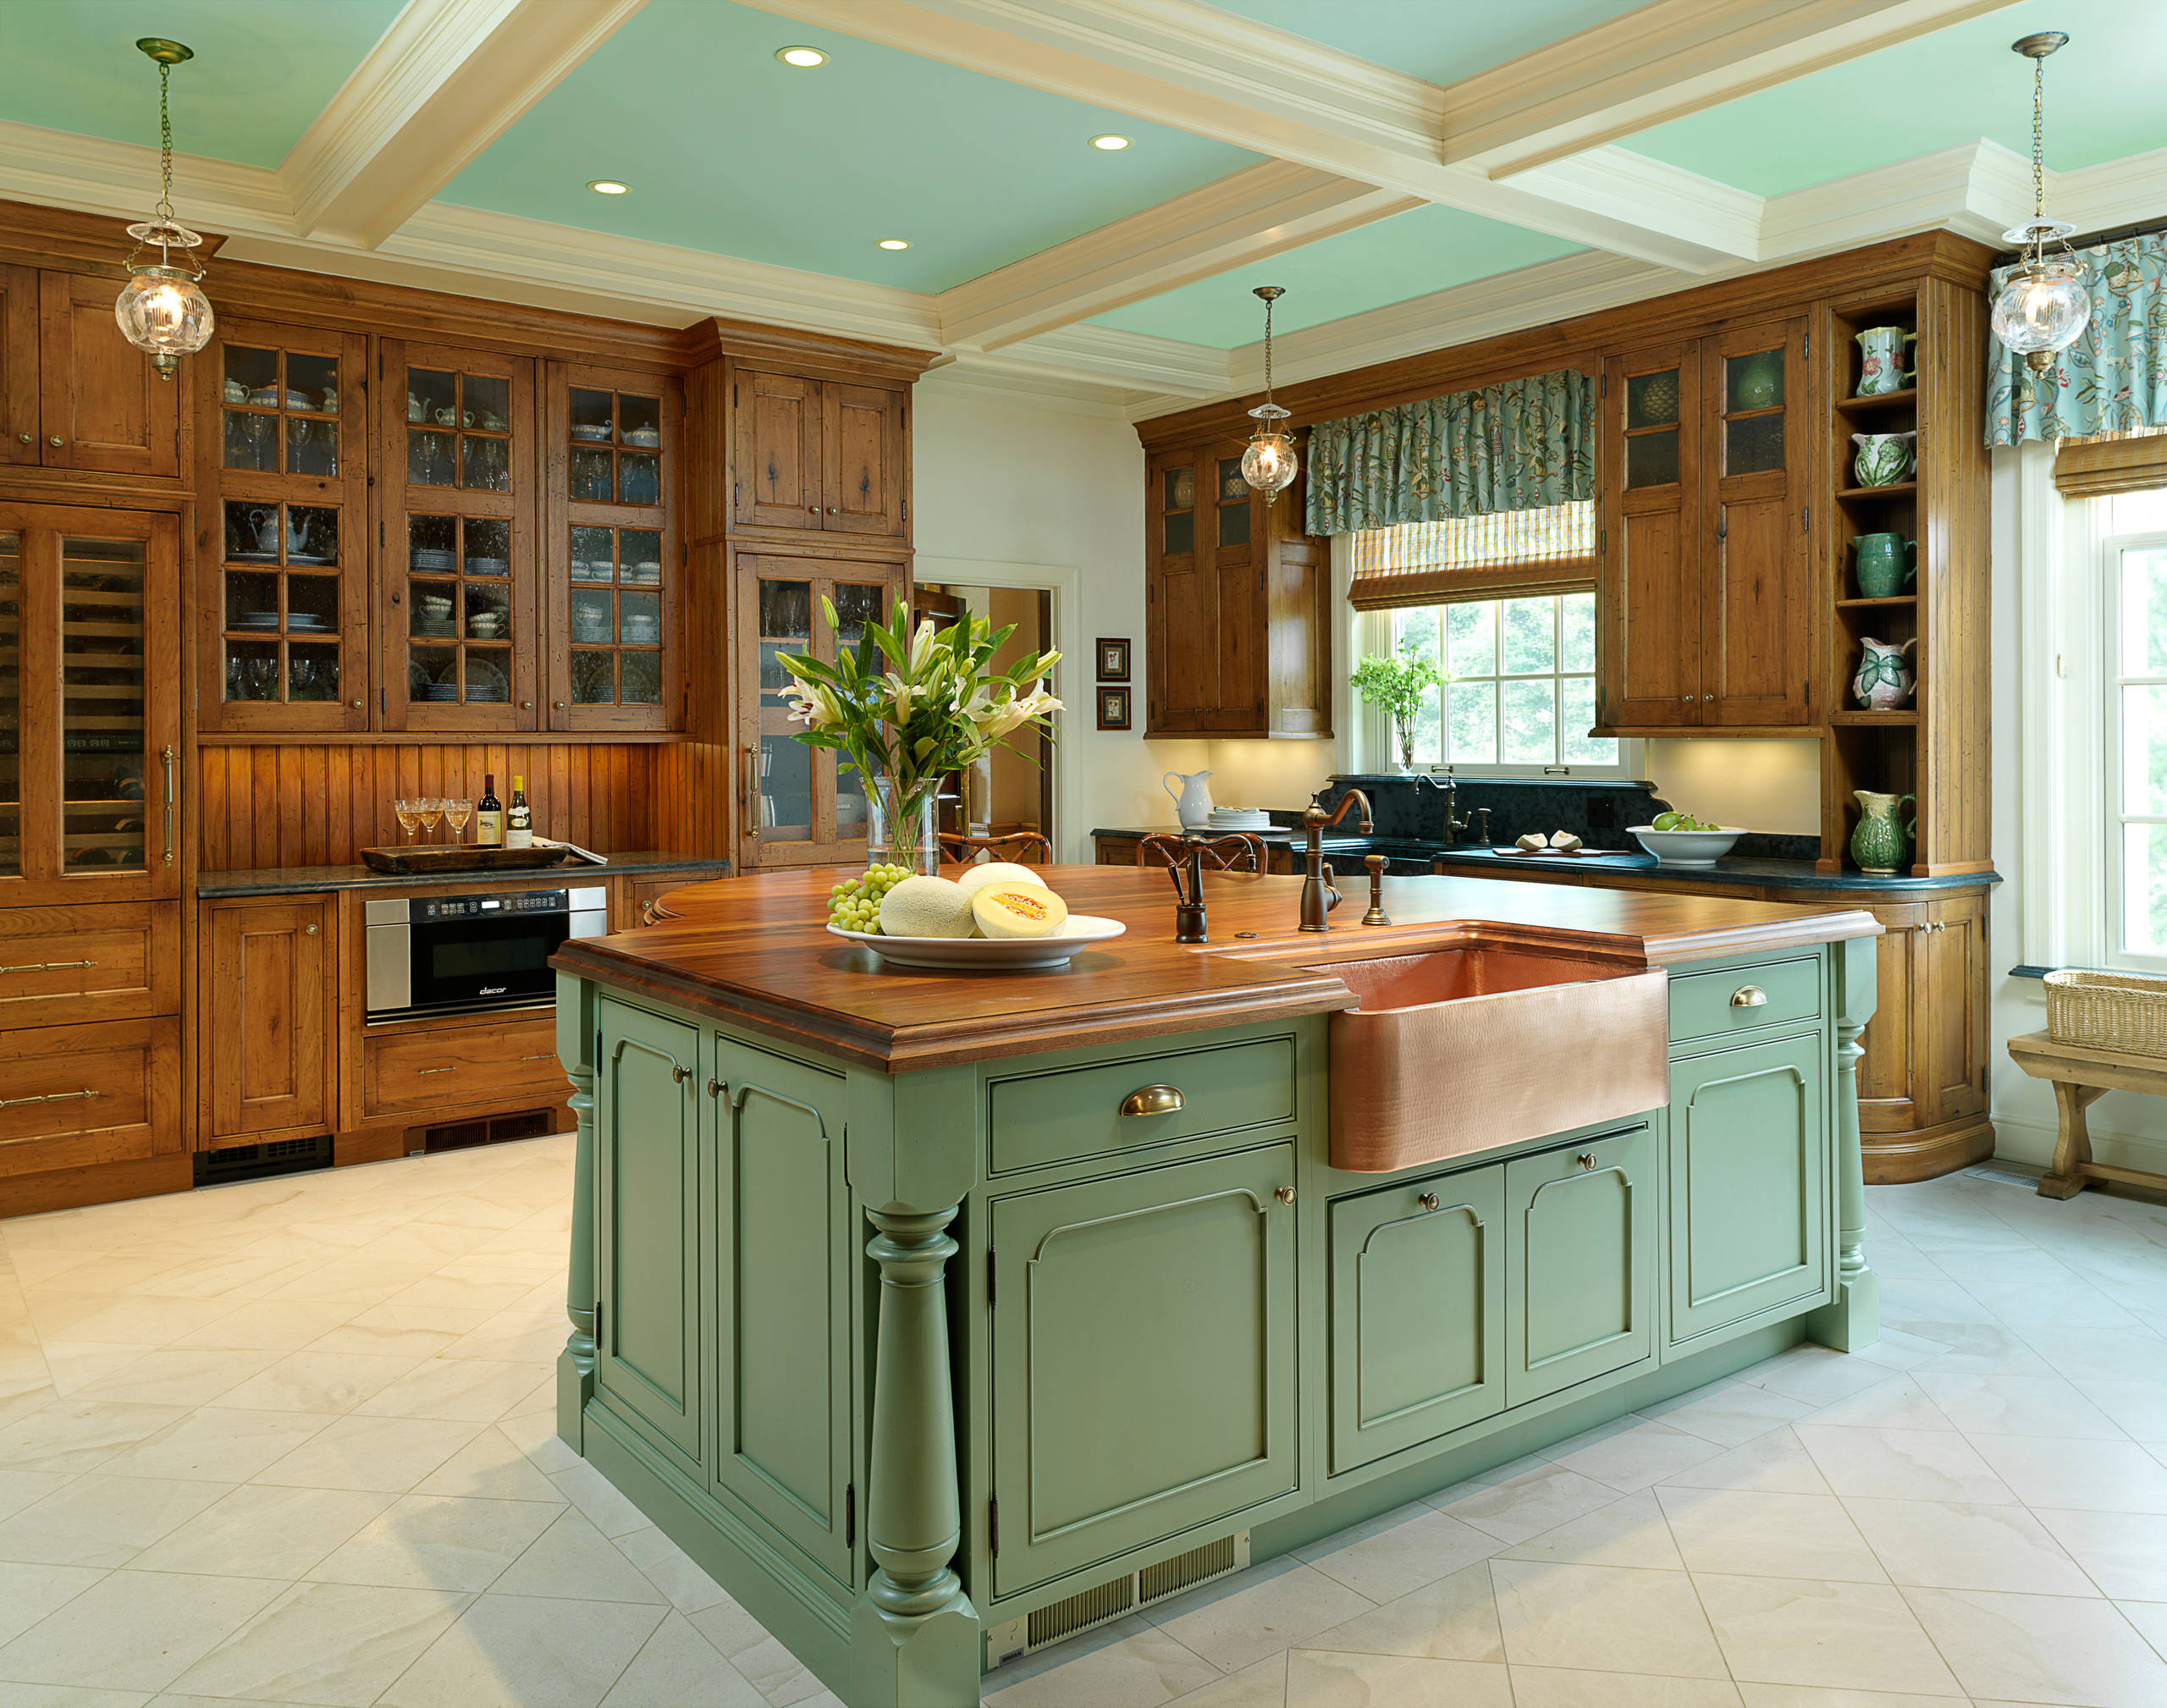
[2007,1029,2167,1198]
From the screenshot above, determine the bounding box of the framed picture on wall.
[1095,637,1131,683]
[1096,686,1132,730]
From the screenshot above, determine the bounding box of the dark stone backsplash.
[1297,774,1821,861]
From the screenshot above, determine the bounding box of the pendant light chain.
[2030,52,2046,228]
[1261,289,1275,402]
[156,59,175,223]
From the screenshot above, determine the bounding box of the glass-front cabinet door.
[544,363,681,731]
[734,551,906,871]
[379,340,537,731]
[0,504,180,903]
[197,318,369,731]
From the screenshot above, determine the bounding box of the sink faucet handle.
[1361,854,1391,927]
[1472,806,1492,846]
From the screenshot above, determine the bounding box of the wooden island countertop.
[551,865,1881,1072]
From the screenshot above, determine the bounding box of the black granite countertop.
[1090,827,1998,895]
[196,850,733,898]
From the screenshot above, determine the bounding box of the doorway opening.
[915,581,1056,851]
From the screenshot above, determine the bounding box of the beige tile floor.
[8,1147,2167,1707]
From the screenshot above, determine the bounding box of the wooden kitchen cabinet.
[202,894,337,1144]
[1144,437,1330,740]
[731,366,907,538]
[36,271,183,482]
[734,548,907,870]
[378,339,539,731]
[0,266,36,467]
[1598,318,1811,734]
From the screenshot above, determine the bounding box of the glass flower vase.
[868,777,941,876]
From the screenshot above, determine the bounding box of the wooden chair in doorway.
[1134,832,1268,872]
[939,830,1053,865]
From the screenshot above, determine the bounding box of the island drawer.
[988,1035,1298,1174]
[365,1011,569,1119]
[1668,956,1819,1044]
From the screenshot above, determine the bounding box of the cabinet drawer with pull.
[1668,956,1820,1044]
[0,901,179,1028]
[989,1034,1297,1174]
[364,1012,568,1119]
[0,1017,178,1177]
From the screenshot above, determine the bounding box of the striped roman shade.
[1348,501,1597,610]
[2054,425,2167,499]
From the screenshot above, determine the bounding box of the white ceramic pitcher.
[1164,769,1215,829]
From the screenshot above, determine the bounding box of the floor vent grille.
[984,1530,1249,1671]
[407,1107,559,1156]
[1965,1162,2045,1189]
[194,1132,332,1187]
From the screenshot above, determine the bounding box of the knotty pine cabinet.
[730,367,907,538]
[1598,317,1813,734]
[201,894,336,1145]
[0,267,183,483]
[1144,438,1330,739]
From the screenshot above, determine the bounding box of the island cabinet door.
[989,1143,1299,1599]
[705,1036,854,1589]
[1503,1125,1655,1407]
[1327,1167,1507,1476]
[1666,1034,1828,1347]
[593,1000,703,1468]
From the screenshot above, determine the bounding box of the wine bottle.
[506,774,532,849]
[476,774,504,847]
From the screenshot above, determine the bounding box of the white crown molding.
[283,0,648,249]
[976,322,1232,396]
[936,161,1417,350]
[1502,147,1766,262]
[916,358,1137,418]
[1756,139,2027,257]
[2052,145,2167,238]
[1449,0,2017,177]
[0,116,294,232]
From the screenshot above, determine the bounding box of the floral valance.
[1305,366,1594,537]
[1987,234,2167,446]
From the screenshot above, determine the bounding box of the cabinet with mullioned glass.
[1597,317,1812,735]
[378,339,538,731]
[196,317,370,732]
[544,363,682,731]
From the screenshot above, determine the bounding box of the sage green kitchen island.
[551,866,1883,1708]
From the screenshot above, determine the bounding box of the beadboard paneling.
[196,743,659,872]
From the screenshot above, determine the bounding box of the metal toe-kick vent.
[984,1530,1249,1671]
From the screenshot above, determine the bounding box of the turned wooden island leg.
[853,1202,979,1708]
[2038,1080,2108,1198]
[1811,936,1880,1353]
[557,978,598,1449]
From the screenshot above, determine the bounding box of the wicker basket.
[2045,968,2167,1057]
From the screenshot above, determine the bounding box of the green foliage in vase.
[1350,642,1447,763]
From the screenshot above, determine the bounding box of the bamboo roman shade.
[1348,503,1597,610]
[2053,426,2167,499]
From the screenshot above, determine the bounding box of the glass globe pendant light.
[1241,285,1298,503]
[114,38,212,381]
[1991,31,2089,376]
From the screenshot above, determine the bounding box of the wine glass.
[393,798,421,846]
[416,797,444,843]
[442,797,473,846]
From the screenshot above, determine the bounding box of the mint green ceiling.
[438,0,1260,295]
[1087,205,1584,349]
[0,0,405,169]
[1198,0,1655,84]
[1628,0,2167,196]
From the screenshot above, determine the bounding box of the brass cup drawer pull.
[1729,985,1769,1009]
[1417,1191,1440,1212]
[0,1088,96,1109]
[1275,1185,1297,1205]
[1119,1084,1184,1117]
[0,959,97,974]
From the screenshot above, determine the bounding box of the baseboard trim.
[0,1153,193,1219]
[1993,1110,2167,1175]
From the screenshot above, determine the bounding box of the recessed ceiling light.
[587,179,630,195]
[776,45,827,66]
[878,239,911,251]
[1089,134,1131,151]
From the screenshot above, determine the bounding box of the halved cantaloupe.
[971,880,1068,939]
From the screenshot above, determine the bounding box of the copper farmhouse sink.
[1322,945,1669,1172]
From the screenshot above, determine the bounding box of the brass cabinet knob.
[1703,692,1715,702]
[671,1064,692,1085]
[1679,694,1693,702]
[304,923,317,935]
[1730,985,1769,1008]
[520,699,532,709]
[14,433,29,444]
[706,1078,724,1099]
[1119,1084,1183,1117]
[1275,1186,1297,1205]
[827,506,838,514]
[47,435,63,447]
[1417,1191,1439,1211]
[350,699,363,709]
[1576,1153,1597,1171]
[554,699,567,709]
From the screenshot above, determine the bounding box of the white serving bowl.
[826,915,1125,970]
[1628,824,1746,868]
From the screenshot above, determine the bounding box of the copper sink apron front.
[1325,949,1670,1173]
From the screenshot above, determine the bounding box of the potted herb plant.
[1350,643,1447,773]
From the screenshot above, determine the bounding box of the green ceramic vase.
[1850,790,1916,875]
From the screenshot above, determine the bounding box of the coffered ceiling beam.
[936,162,1417,351]
[742,0,1753,273]
[282,0,648,249]
[1447,0,2018,179]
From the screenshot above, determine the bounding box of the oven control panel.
[415,890,568,921]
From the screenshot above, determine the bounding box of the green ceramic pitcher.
[1853,532,1916,598]
[1850,790,1916,875]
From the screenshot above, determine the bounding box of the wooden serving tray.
[1490,846,1639,859]
[358,845,578,875]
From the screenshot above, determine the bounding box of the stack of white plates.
[1207,808,1271,831]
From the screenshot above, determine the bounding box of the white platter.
[825,915,1126,970]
